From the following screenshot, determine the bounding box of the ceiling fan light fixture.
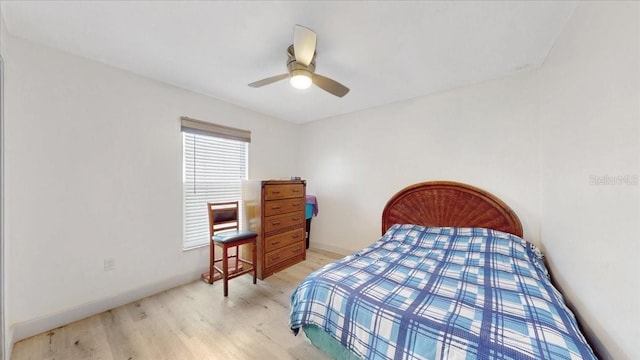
[289,69,312,89]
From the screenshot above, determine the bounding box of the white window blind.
[182,117,249,249]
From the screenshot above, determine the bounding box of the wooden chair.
[201,201,257,296]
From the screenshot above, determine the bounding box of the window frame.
[181,117,250,250]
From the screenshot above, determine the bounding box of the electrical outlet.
[104,258,115,272]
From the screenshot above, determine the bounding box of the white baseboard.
[309,243,353,257]
[12,271,200,343]
[4,327,13,360]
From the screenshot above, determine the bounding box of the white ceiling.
[1,1,576,124]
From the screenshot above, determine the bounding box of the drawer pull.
[271,255,281,261]
[271,205,281,210]
[291,248,300,254]
[271,191,281,195]
[271,221,281,226]
[271,241,281,246]
[292,217,301,221]
[292,189,300,193]
[292,203,301,207]
[292,234,300,239]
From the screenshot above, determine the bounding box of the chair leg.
[222,244,229,297]
[208,240,214,284]
[252,241,257,285]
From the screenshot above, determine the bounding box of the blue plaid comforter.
[290,224,597,360]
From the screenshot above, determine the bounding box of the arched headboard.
[382,181,523,237]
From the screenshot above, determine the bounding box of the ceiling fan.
[248,25,350,98]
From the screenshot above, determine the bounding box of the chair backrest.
[207,201,240,238]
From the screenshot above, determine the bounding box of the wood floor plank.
[63,314,113,360]
[11,249,343,360]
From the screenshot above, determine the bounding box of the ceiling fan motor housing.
[287,44,316,74]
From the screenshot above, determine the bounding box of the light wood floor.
[11,249,343,360]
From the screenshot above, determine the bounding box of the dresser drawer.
[264,241,305,268]
[264,184,304,200]
[264,228,305,252]
[264,212,304,233]
[264,197,305,217]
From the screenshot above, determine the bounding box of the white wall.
[300,71,541,254]
[2,31,301,342]
[538,2,639,359]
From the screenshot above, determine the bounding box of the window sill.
[183,242,208,252]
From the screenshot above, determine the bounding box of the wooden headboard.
[382,181,523,237]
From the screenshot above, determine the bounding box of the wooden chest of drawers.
[242,180,306,280]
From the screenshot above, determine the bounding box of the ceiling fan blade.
[293,25,317,67]
[313,74,350,98]
[248,74,289,88]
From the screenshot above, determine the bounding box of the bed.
[290,181,597,360]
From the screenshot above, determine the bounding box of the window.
[181,117,249,249]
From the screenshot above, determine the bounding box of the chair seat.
[212,230,257,243]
